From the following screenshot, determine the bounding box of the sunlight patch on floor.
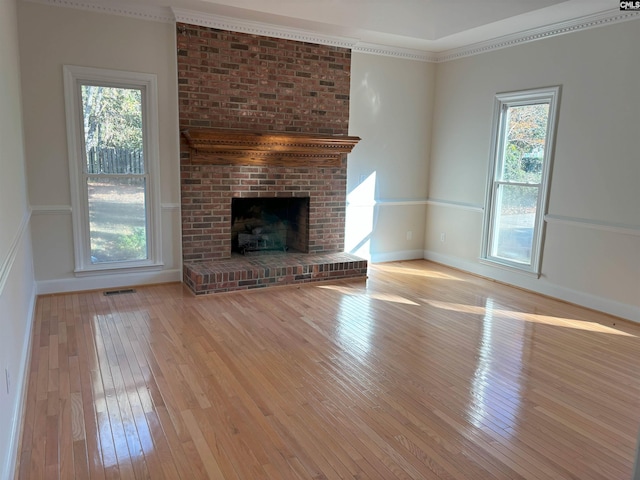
[373,263,463,280]
[423,299,634,337]
[317,284,420,306]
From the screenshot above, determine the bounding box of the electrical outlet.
[406,231,412,241]
[5,368,9,395]
[440,232,446,243]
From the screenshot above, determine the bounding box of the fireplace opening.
[231,197,310,255]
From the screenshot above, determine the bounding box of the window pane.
[81,85,144,174]
[500,103,549,183]
[491,184,538,264]
[88,177,147,263]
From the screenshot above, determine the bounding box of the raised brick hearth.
[177,23,367,294]
[184,252,367,295]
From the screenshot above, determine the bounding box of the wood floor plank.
[180,409,226,479]
[16,260,640,479]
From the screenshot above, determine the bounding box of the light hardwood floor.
[16,260,640,479]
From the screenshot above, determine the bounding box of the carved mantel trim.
[181,129,360,167]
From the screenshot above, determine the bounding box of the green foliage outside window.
[81,85,143,152]
[501,103,549,184]
[500,103,549,213]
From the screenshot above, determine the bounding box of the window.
[63,66,162,274]
[482,86,560,275]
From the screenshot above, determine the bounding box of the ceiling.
[43,0,632,55]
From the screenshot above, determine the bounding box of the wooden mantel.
[182,129,360,167]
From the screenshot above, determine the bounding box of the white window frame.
[481,86,561,276]
[63,65,162,275]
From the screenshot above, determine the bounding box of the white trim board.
[22,0,640,62]
[423,250,640,324]
[173,8,357,49]
[434,9,640,62]
[25,0,175,22]
[352,43,437,63]
[348,198,429,208]
[376,199,429,207]
[36,268,182,295]
[31,205,72,215]
[0,209,31,296]
[2,284,37,480]
[370,250,424,264]
[32,204,180,213]
[426,198,484,213]
[545,214,640,237]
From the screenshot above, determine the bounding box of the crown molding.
[23,0,640,62]
[352,43,438,62]
[172,7,358,49]
[24,0,175,22]
[172,8,435,59]
[433,8,640,63]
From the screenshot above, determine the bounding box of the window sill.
[478,258,541,279]
[74,261,164,277]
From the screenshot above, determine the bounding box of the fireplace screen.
[231,197,310,255]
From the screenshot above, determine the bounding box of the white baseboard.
[423,250,640,324]
[37,268,182,295]
[370,250,424,264]
[3,282,37,480]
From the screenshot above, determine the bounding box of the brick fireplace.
[178,24,367,294]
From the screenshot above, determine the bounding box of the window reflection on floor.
[91,313,155,469]
[335,292,374,361]
[468,298,524,437]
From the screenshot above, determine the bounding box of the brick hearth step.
[183,252,368,295]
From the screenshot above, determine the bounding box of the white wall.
[426,20,640,322]
[0,0,37,477]
[18,1,182,293]
[348,52,434,262]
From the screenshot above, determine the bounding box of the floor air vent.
[103,288,136,296]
